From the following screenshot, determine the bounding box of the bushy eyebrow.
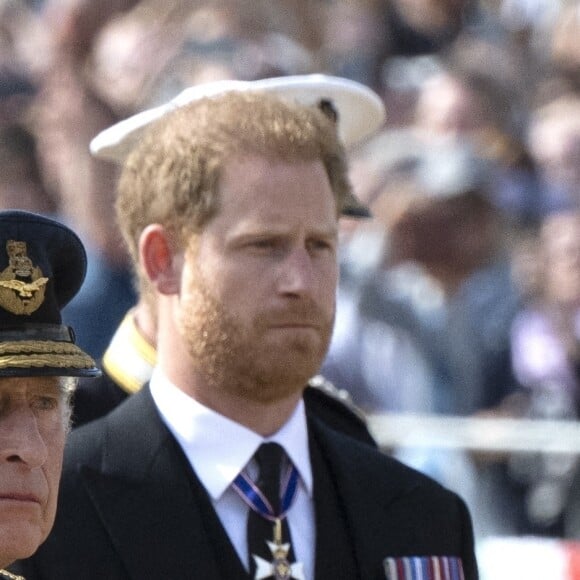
[229,223,338,240]
[0,377,64,398]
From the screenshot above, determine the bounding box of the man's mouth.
[0,492,41,504]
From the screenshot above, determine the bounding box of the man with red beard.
[12,76,478,580]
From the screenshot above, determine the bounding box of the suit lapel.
[308,417,424,580]
[78,387,227,580]
[309,429,359,579]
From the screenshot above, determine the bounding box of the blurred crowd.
[1,0,579,544]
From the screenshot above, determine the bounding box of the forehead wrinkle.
[0,377,63,397]
[220,159,336,210]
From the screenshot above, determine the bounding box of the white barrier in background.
[477,537,580,580]
[367,413,580,579]
[367,413,580,454]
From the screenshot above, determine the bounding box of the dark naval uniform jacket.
[12,385,478,580]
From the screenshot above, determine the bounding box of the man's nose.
[0,407,48,468]
[278,247,315,296]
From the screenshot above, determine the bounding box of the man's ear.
[139,224,181,295]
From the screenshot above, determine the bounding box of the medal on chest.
[252,518,305,580]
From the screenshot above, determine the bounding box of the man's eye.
[249,239,283,252]
[253,239,276,248]
[31,396,58,411]
[308,239,334,252]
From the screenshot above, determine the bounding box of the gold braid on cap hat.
[0,341,97,370]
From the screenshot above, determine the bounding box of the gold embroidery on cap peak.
[0,341,97,370]
[0,341,82,355]
[0,353,95,369]
[0,240,49,315]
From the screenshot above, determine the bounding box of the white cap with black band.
[91,74,386,160]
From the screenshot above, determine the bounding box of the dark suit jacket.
[13,386,478,580]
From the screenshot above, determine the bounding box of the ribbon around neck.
[232,461,299,522]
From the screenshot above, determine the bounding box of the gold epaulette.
[0,570,25,580]
[102,310,156,394]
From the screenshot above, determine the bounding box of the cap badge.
[0,240,49,315]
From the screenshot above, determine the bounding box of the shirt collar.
[149,367,313,500]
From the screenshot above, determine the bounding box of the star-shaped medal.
[252,518,305,580]
[252,541,305,580]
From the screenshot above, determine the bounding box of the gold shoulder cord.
[0,571,24,580]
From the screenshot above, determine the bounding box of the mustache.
[255,301,335,328]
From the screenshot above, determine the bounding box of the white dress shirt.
[150,368,316,578]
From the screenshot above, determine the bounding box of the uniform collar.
[102,309,156,394]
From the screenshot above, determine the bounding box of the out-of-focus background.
[1,0,578,577]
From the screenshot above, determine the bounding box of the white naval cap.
[90,74,387,163]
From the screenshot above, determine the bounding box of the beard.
[178,271,335,404]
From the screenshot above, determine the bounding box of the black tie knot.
[255,442,285,515]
